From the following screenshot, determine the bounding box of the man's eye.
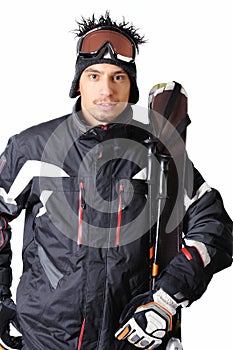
[114,75,124,81]
[89,74,97,79]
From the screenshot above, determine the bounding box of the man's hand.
[0,298,22,349]
[115,289,179,349]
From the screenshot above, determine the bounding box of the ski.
[148,81,190,349]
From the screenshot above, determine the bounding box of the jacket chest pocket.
[30,177,81,243]
[109,178,149,248]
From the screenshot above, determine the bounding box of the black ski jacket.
[0,101,232,349]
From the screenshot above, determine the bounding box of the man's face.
[79,63,131,126]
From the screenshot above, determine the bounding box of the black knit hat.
[69,13,146,104]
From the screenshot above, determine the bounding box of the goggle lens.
[79,29,135,61]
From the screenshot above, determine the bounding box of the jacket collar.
[72,97,134,133]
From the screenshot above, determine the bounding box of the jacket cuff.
[155,247,210,304]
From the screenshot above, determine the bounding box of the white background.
[0,1,232,349]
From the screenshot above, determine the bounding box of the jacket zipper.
[115,183,124,246]
[77,182,85,246]
[77,183,85,348]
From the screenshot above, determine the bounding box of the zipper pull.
[79,182,86,209]
[119,183,126,210]
[116,183,125,247]
[78,182,85,246]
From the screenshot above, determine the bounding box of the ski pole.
[146,149,183,350]
[150,153,171,290]
[145,135,158,280]
[152,154,184,350]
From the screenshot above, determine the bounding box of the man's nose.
[100,78,113,96]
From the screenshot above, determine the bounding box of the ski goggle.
[76,28,136,63]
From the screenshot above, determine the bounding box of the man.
[0,12,232,350]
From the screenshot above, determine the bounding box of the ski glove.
[0,298,22,349]
[115,289,179,349]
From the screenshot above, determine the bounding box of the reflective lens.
[78,29,136,62]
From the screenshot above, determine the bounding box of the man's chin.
[92,109,120,122]
[84,103,128,125]
[94,113,118,124]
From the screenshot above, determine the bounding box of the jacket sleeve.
[0,136,30,299]
[155,159,233,305]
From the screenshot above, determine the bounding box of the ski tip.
[149,82,188,101]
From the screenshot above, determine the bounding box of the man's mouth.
[96,102,118,110]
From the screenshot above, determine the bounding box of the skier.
[0,12,232,350]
